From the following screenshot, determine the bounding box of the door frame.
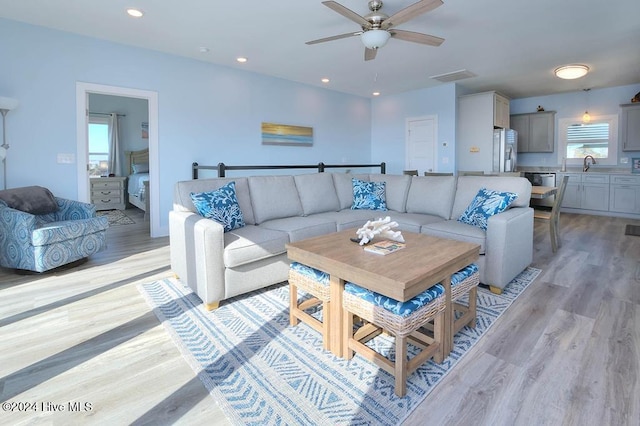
[405,115,438,173]
[76,82,160,237]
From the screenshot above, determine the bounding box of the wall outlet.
[621,157,629,164]
[442,157,449,164]
[57,153,75,164]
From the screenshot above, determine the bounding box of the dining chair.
[403,169,419,176]
[534,175,569,253]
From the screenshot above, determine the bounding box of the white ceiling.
[1,0,639,99]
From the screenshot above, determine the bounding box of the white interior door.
[406,115,438,174]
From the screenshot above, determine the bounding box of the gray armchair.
[0,186,109,272]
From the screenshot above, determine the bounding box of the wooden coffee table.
[286,229,480,358]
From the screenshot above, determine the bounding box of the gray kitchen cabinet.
[559,173,609,211]
[609,175,640,214]
[620,103,640,151]
[510,111,555,153]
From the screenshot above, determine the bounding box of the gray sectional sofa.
[169,173,533,309]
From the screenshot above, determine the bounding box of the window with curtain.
[88,115,110,177]
[558,115,618,166]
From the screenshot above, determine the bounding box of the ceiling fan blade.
[364,47,377,61]
[322,1,371,28]
[390,29,444,46]
[306,31,362,45]
[382,0,443,29]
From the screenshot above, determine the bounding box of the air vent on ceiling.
[429,69,477,83]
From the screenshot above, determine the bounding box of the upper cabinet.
[494,93,510,129]
[621,103,640,151]
[510,111,555,153]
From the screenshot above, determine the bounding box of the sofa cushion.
[368,174,412,213]
[351,178,387,211]
[421,220,487,254]
[249,176,303,224]
[457,187,518,230]
[223,225,289,268]
[32,217,109,246]
[294,173,340,215]
[190,181,245,232]
[311,209,377,231]
[406,176,456,219]
[174,177,255,225]
[0,186,59,215]
[451,176,531,219]
[259,216,337,242]
[388,212,446,234]
[331,173,370,210]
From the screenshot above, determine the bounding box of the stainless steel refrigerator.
[492,129,518,172]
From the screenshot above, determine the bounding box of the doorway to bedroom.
[76,82,159,237]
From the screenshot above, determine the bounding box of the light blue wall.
[511,83,640,169]
[371,83,457,174]
[0,19,371,235]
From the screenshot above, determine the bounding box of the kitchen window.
[558,115,618,166]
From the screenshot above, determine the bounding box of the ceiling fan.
[306,0,445,61]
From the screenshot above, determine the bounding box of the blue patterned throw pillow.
[351,178,387,211]
[190,181,245,232]
[458,187,518,230]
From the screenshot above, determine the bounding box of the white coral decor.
[355,216,405,245]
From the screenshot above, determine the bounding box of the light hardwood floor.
[1,209,639,425]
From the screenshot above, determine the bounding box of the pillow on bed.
[132,163,149,173]
[190,181,245,232]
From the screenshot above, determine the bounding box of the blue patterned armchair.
[0,186,109,272]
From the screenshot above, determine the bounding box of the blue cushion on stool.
[290,262,329,286]
[451,264,479,287]
[344,282,445,318]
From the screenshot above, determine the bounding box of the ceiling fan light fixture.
[361,29,391,50]
[554,64,589,80]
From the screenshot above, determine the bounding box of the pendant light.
[582,88,591,123]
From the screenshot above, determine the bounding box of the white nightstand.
[91,176,127,210]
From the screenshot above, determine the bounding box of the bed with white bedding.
[125,149,150,220]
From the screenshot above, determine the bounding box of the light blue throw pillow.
[458,187,518,230]
[190,181,245,232]
[351,178,387,211]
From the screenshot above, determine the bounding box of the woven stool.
[343,282,446,397]
[288,262,331,350]
[450,264,480,335]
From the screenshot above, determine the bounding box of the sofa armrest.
[484,206,534,289]
[53,197,96,220]
[169,211,226,305]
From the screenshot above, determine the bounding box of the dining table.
[530,185,557,199]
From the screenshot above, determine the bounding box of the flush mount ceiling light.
[126,8,144,18]
[236,57,248,63]
[360,29,391,50]
[321,78,330,84]
[554,64,589,80]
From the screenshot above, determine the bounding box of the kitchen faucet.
[583,155,596,172]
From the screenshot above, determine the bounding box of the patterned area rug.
[625,224,640,236]
[96,209,135,226]
[139,267,541,425]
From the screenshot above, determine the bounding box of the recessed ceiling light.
[321,78,330,84]
[236,57,248,63]
[199,47,210,53]
[126,8,144,18]
[554,64,589,80]
[372,92,380,96]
